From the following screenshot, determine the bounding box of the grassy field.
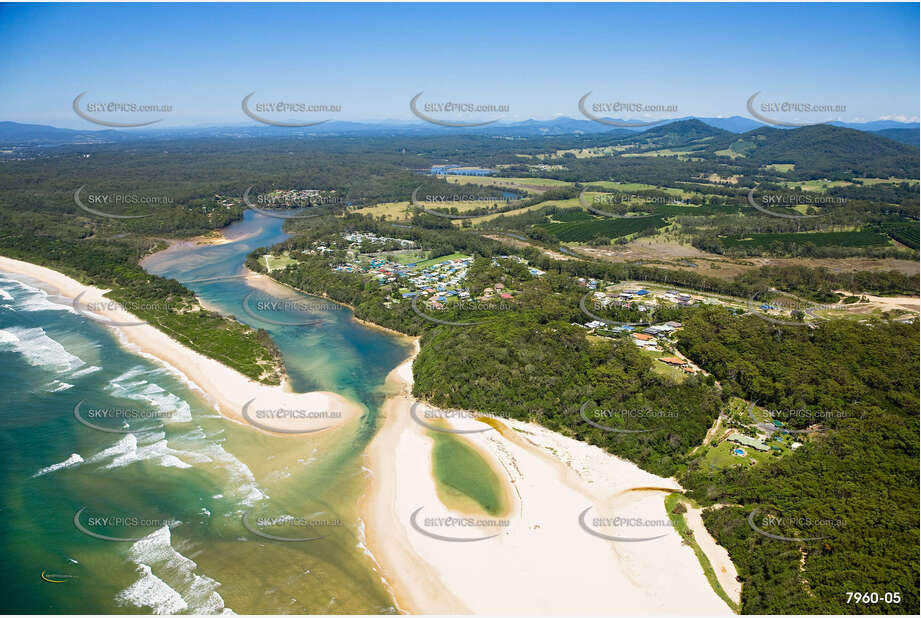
[664,494,740,614]
[622,148,703,160]
[547,146,622,158]
[585,181,705,200]
[350,201,412,220]
[762,163,795,172]
[715,148,745,159]
[702,438,789,471]
[780,179,853,192]
[264,252,297,271]
[412,252,470,268]
[380,249,429,265]
[446,175,573,193]
[854,177,920,186]
[452,198,582,225]
[638,347,689,382]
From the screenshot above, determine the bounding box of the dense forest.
[678,310,919,614]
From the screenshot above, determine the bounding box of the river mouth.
[0,210,413,614]
[139,210,416,612]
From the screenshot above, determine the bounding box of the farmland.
[537,213,668,241]
[719,230,892,250]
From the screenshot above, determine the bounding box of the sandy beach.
[362,342,737,615]
[0,255,363,435]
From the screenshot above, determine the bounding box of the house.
[658,357,686,367]
[499,292,513,300]
[494,283,505,290]
[632,333,654,342]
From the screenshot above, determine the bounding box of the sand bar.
[0,255,362,435]
[362,341,736,615]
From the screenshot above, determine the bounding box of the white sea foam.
[44,379,74,392]
[116,563,189,615]
[70,365,102,378]
[0,276,76,314]
[115,526,232,615]
[0,326,86,373]
[32,453,84,477]
[106,366,193,424]
[86,433,201,470]
[195,442,266,508]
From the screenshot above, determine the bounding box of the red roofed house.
[658,356,686,366]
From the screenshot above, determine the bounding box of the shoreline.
[361,341,736,615]
[0,255,363,436]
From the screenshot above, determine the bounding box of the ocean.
[0,211,412,614]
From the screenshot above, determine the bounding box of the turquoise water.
[0,211,411,614]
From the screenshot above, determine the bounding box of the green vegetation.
[719,230,891,250]
[411,252,470,268]
[879,221,920,250]
[536,214,667,242]
[0,234,284,384]
[679,309,919,615]
[665,494,740,613]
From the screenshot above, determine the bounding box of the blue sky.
[0,2,918,128]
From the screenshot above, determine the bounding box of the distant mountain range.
[0,116,918,147]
